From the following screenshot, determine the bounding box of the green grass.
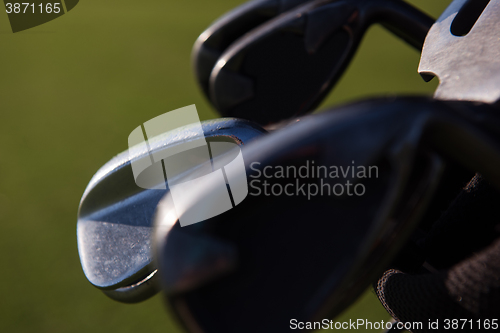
[0,1,449,332]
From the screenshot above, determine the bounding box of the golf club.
[154,97,500,332]
[77,118,266,303]
[419,0,498,103]
[193,0,309,99]
[206,0,434,124]
[372,1,500,329]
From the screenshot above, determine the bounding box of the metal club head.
[208,0,433,125]
[419,0,500,103]
[193,0,310,100]
[153,97,500,333]
[77,118,266,303]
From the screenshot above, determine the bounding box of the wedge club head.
[154,98,500,332]
[77,118,266,303]
[208,0,433,125]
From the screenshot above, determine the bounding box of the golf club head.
[209,0,433,125]
[193,0,310,99]
[154,98,500,332]
[419,0,500,103]
[77,118,266,303]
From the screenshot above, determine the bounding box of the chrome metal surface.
[77,118,266,302]
[419,0,500,103]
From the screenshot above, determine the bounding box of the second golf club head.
[193,0,310,99]
[77,118,266,303]
[154,98,500,332]
[419,0,500,103]
[209,0,433,125]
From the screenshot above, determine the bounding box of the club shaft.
[369,0,435,50]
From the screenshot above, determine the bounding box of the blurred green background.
[0,1,449,332]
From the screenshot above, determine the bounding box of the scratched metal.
[419,0,500,103]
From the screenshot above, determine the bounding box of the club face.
[209,0,365,125]
[153,98,465,332]
[77,118,266,303]
[193,0,310,99]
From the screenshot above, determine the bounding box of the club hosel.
[364,0,434,50]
